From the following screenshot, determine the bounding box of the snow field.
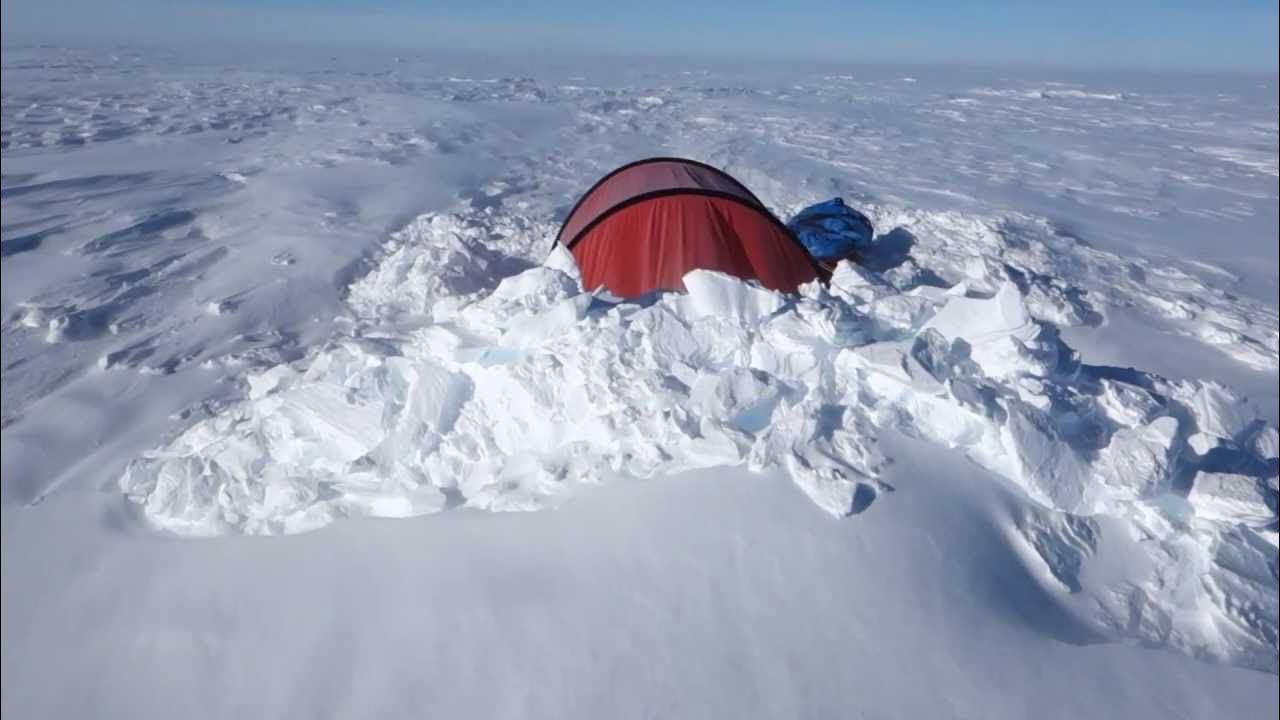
[4,47,1277,711]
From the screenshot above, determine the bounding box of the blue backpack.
[787,198,874,263]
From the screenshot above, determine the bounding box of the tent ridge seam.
[553,156,765,246]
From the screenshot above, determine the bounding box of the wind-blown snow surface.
[4,44,1279,717]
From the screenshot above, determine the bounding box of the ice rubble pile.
[854,207,1279,372]
[121,210,1277,671]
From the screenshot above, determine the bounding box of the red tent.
[556,158,821,298]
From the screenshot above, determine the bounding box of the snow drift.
[117,204,1278,673]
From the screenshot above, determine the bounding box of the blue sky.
[3,0,1277,71]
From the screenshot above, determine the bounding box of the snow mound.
[827,205,1279,372]
[120,206,1278,672]
[346,209,551,322]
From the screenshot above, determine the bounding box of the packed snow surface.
[3,44,1278,717]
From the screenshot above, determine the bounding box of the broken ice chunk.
[1190,472,1277,526]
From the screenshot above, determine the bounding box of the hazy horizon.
[3,0,1278,73]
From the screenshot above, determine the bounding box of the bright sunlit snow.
[3,44,1277,718]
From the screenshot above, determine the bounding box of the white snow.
[1190,471,1277,525]
[3,43,1278,718]
[113,208,1278,671]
